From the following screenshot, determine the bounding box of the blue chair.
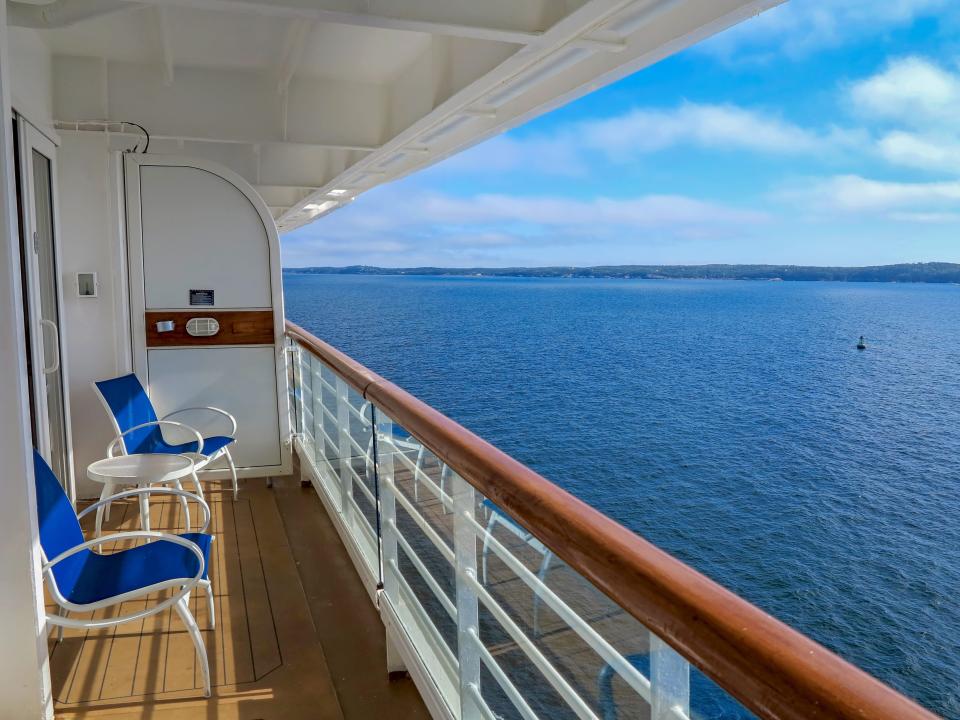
[93,373,240,500]
[34,450,215,697]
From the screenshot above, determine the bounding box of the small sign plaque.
[189,289,215,306]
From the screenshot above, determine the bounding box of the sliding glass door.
[16,115,74,500]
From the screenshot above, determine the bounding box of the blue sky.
[283,1,960,268]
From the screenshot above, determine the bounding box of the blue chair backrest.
[33,450,86,598]
[94,373,161,454]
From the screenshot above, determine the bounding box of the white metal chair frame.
[96,420,204,535]
[93,380,241,501]
[44,485,215,696]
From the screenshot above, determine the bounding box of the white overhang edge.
[279,0,785,232]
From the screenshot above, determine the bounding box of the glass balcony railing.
[284,321,938,720]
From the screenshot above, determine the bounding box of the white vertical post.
[335,377,353,522]
[294,345,306,441]
[310,361,327,485]
[650,633,690,720]
[452,471,481,720]
[376,411,405,672]
[0,7,54,717]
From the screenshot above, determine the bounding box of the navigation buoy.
[857,335,866,350]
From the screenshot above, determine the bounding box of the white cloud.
[435,133,588,178]
[284,186,771,266]
[701,0,951,62]
[781,174,960,214]
[846,58,960,175]
[437,103,855,176]
[850,56,960,129]
[876,131,960,173]
[888,211,960,223]
[417,192,768,230]
[580,103,828,157]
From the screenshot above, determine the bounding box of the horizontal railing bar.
[382,476,454,564]
[467,628,541,720]
[313,416,339,451]
[346,495,379,562]
[347,432,369,458]
[461,566,598,720]
[348,400,370,423]
[349,466,377,506]
[317,372,338,396]
[287,322,939,720]
[320,401,338,425]
[313,452,345,508]
[389,518,457,620]
[461,509,652,703]
[311,415,375,503]
[382,437,455,509]
[390,557,460,676]
[465,682,501,720]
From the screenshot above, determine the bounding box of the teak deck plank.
[231,496,283,679]
[49,477,353,719]
[216,487,257,686]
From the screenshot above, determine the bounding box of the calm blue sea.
[284,274,960,718]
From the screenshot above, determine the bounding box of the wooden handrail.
[286,319,940,720]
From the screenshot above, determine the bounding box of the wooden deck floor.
[48,474,429,720]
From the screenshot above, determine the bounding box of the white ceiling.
[39,5,437,83]
[13,0,784,231]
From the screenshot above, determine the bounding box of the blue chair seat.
[144,434,235,457]
[58,532,212,606]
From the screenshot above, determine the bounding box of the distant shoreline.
[283,262,960,284]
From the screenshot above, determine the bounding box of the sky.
[282,0,960,268]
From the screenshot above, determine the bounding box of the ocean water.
[284,273,960,718]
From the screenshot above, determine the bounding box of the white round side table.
[87,454,197,536]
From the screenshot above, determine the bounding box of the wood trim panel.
[285,320,938,720]
[146,310,274,347]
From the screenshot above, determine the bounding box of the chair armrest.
[44,531,207,628]
[107,419,204,457]
[162,406,237,438]
[78,486,210,533]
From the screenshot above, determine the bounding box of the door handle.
[39,319,60,374]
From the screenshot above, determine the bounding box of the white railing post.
[311,361,326,468]
[452,471,482,720]
[294,344,306,441]
[376,411,405,672]
[335,376,353,521]
[650,633,689,720]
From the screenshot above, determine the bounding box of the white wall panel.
[0,7,54,717]
[8,27,53,129]
[57,134,128,498]
[140,164,272,309]
[147,346,282,468]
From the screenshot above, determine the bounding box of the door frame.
[123,153,291,479]
[16,114,75,503]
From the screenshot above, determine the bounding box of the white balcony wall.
[56,133,131,498]
[8,27,52,131]
[0,10,54,719]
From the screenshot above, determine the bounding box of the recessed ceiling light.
[328,188,348,196]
